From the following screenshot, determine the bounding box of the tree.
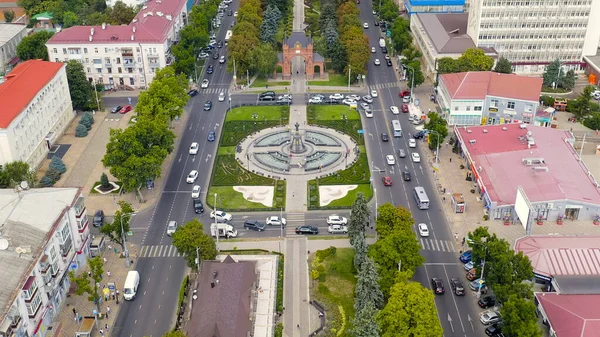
[100,173,110,189]
[375,203,413,239]
[172,218,217,269]
[348,192,370,244]
[75,124,88,137]
[62,11,80,28]
[49,156,67,174]
[405,60,425,87]
[0,161,36,188]
[66,60,98,110]
[69,257,104,313]
[136,67,189,121]
[259,5,281,43]
[390,17,412,54]
[352,302,380,337]
[355,257,384,311]
[542,59,563,88]
[248,43,279,78]
[378,280,443,337]
[423,112,448,150]
[99,201,135,253]
[500,295,542,337]
[79,117,92,130]
[494,57,512,74]
[3,10,15,22]
[16,30,54,61]
[105,1,137,25]
[570,85,595,120]
[353,232,368,271]
[457,48,494,72]
[563,69,576,90]
[436,57,460,74]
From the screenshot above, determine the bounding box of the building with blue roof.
[404,0,465,14]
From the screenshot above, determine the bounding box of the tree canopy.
[69,256,104,313]
[437,48,494,74]
[172,218,217,269]
[348,192,370,244]
[99,201,135,251]
[423,112,448,150]
[16,30,54,61]
[500,295,542,337]
[375,203,413,239]
[493,57,513,74]
[0,161,36,188]
[136,67,189,121]
[66,60,100,110]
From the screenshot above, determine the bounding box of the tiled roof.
[0,60,64,128]
[536,293,600,337]
[416,13,476,54]
[440,71,543,102]
[47,0,186,44]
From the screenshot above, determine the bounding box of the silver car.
[397,149,406,158]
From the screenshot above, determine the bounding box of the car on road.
[460,250,472,263]
[464,260,474,271]
[186,170,199,183]
[381,46,388,53]
[228,9,233,15]
[166,221,178,236]
[211,210,233,222]
[120,105,132,114]
[409,138,416,148]
[371,89,378,98]
[363,22,369,29]
[480,310,501,325]
[418,223,429,237]
[381,133,389,142]
[485,324,504,336]
[219,92,226,101]
[402,104,409,113]
[374,59,380,66]
[217,40,223,48]
[374,20,379,26]
[402,168,411,181]
[390,106,399,114]
[328,224,348,234]
[346,94,360,101]
[206,65,214,74]
[191,185,201,198]
[111,105,122,113]
[431,278,445,294]
[93,210,104,227]
[359,102,370,110]
[371,47,376,53]
[386,155,396,165]
[188,89,199,97]
[266,216,286,226]
[189,142,199,155]
[411,152,421,162]
[201,79,209,88]
[386,59,392,66]
[278,94,293,101]
[309,96,323,104]
[193,199,204,214]
[329,93,344,100]
[204,100,213,111]
[277,98,292,105]
[362,95,373,103]
[207,131,216,142]
[327,215,347,225]
[479,295,496,309]
[296,225,319,234]
[260,91,275,97]
[219,55,226,64]
[259,94,275,101]
[397,149,406,158]
[382,176,392,186]
[450,278,465,296]
[244,220,266,231]
[198,52,210,59]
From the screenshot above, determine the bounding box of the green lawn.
[250,77,291,88]
[225,106,289,122]
[309,105,360,121]
[217,146,236,156]
[308,73,348,86]
[325,184,372,208]
[207,186,275,210]
[312,248,356,336]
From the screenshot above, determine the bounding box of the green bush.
[276,256,284,313]
[176,275,189,317]
[583,112,600,130]
[100,173,110,188]
[49,156,66,174]
[316,246,337,260]
[75,124,88,137]
[79,117,92,130]
[45,167,62,182]
[539,95,555,107]
[40,176,55,187]
[274,323,283,337]
[83,112,95,125]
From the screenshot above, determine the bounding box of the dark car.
[402,169,411,181]
[397,149,406,158]
[217,40,223,48]
[111,105,122,113]
[244,220,266,231]
[479,295,496,309]
[208,131,216,142]
[207,65,214,74]
[386,59,393,67]
[193,199,204,214]
[450,278,465,296]
[413,131,425,139]
[381,46,388,54]
[381,133,389,142]
[259,95,275,101]
[228,10,233,16]
[295,225,319,234]
[431,278,445,294]
[374,20,379,26]
[485,323,504,336]
[260,91,276,97]
[322,98,335,104]
[187,89,198,97]
[212,52,219,60]
[204,101,212,111]
[93,210,104,227]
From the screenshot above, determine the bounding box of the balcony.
[78,216,89,233]
[147,53,159,58]
[124,60,136,68]
[39,254,50,274]
[21,276,38,302]
[121,49,134,57]
[60,236,73,258]
[149,62,160,68]
[73,196,86,219]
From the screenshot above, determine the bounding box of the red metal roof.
[455,124,600,206]
[47,0,186,44]
[536,293,600,337]
[440,71,543,102]
[515,236,600,278]
[0,60,64,128]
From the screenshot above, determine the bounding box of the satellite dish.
[15,247,24,254]
[20,181,29,190]
[0,239,9,250]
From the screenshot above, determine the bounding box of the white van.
[123,270,140,300]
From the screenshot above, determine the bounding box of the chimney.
[90,28,94,35]
[131,34,135,41]
[133,26,136,33]
[102,22,106,30]
[89,35,93,41]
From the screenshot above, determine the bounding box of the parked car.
[478,295,496,309]
[329,93,344,100]
[266,216,286,226]
[413,131,425,139]
[346,94,360,101]
[120,105,132,114]
[466,268,479,281]
[166,221,178,236]
[382,176,392,186]
[296,225,319,234]
[450,278,465,296]
[210,210,233,222]
[464,261,474,271]
[327,215,347,225]
[111,106,122,113]
[309,96,323,104]
[399,90,411,97]
[328,225,348,234]
[469,278,487,292]
[244,220,266,231]
[431,278,445,294]
[402,104,409,113]
[381,46,388,53]
[386,59,393,66]
[485,324,504,336]
[93,210,104,227]
[479,310,501,325]
[362,95,373,103]
[460,250,473,263]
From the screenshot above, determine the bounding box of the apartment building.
[0,23,27,77]
[0,188,90,337]
[466,0,600,74]
[46,0,188,90]
[0,60,74,169]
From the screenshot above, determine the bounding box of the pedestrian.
[107,271,111,277]
[72,308,77,318]
[449,158,452,163]
[99,329,104,336]
[112,292,115,300]
[443,196,446,202]
[105,323,109,331]
[103,257,107,263]
[297,324,300,330]
[87,271,92,278]
[106,306,111,318]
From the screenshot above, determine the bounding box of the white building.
[0,60,74,169]
[46,0,188,90]
[0,23,27,77]
[0,188,90,337]
[466,0,600,74]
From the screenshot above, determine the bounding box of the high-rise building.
[466,0,600,74]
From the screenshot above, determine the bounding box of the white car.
[390,106,399,115]
[218,92,225,101]
[362,95,373,103]
[402,95,410,103]
[480,310,501,325]
[386,155,395,165]
[418,223,429,237]
[309,96,323,104]
[374,59,380,66]
[186,170,199,183]
[219,55,226,64]
[189,142,199,155]
[328,225,348,234]
[363,22,369,29]
[342,98,356,105]
[329,93,344,100]
[411,152,421,163]
[371,90,378,98]
[198,52,210,59]
[210,210,233,222]
[201,79,209,88]
[266,216,287,226]
[191,185,201,198]
[166,221,178,236]
[371,47,376,53]
[233,11,238,17]
[327,215,348,225]
[346,94,360,101]
[364,109,373,118]
[409,139,416,148]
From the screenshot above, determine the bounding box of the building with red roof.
[437,71,543,126]
[535,293,600,337]
[45,0,188,90]
[0,60,73,169]
[454,123,600,222]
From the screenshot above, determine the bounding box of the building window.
[474,106,482,111]
[25,292,42,316]
[53,48,57,53]
[525,104,533,112]
[105,48,109,53]
[466,106,471,111]
[454,106,459,111]
[118,67,122,73]
[84,48,88,53]
[62,48,67,54]
[507,101,515,109]
[116,57,121,64]
[130,77,135,85]
[98,68,102,73]
[94,48,98,53]
[55,58,59,62]
[107,68,112,73]
[87,68,91,73]
[490,99,499,108]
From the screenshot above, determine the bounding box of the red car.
[120,105,132,114]
[399,90,410,97]
[401,104,409,113]
[382,176,392,186]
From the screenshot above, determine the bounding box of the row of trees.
[316,0,346,74]
[101,67,187,197]
[386,14,426,87]
[436,49,498,75]
[542,59,577,91]
[336,1,370,82]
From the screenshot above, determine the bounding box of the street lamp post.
[427,130,442,165]
[374,187,378,223]
[214,193,219,251]
[404,65,415,103]
[120,212,136,268]
[477,237,488,298]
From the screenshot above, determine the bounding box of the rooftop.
[440,71,543,102]
[535,293,600,337]
[47,0,186,45]
[0,188,81,321]
[552,276,600,294]
[416,13,475,54]
[455,124,600,206]
[514,235,600,278]
[186,256,256,337]
[0,60,64,129]
[0,23,26,45]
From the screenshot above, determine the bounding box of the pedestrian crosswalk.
[368,82,400,91]
[200,88,229,95]
[139,245,182,258]
[419,238,456,252]
[285,213,306,236]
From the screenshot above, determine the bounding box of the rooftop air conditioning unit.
[469,139,476,144]
[467,129,472,133]
[483,129,488,133]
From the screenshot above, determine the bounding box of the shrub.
[79,118,92,130]
[45,167,62,182]
[539,95,555,107]
[40,176,55,187]
[75,124,88,137]
[49,156,66,174]
[583,113,600,130]
[100,173,110,188]
[83,112,95,125]
[274,323,283,337]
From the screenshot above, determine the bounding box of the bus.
[225,30,233,42]
[392,120,402,137]
[413,186,430,210]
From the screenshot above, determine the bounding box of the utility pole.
[120,212,136,268]
[348,66,351,90]
[214,193,219,251]
[233,57,237,83]
[246,69,249,89]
